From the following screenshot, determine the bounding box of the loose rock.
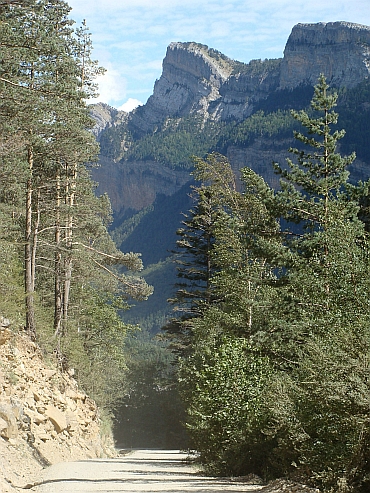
[0,321,116,492]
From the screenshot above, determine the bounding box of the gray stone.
[0,316,11,328]
[280,22,370,89]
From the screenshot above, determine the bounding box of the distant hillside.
[90,21,370,330]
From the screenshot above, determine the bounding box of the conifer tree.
[269,74,366,362]
[263,75,370,490]
[0,1,152,356]
[176,78,370,489]
[191,153,280,341]
[163,184,221,353]
[174,154,280,476]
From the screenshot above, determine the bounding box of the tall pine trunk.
[54,169,63,336]
[25,145,36,341]
[62,162,77,332]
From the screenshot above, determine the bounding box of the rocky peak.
[128,43,236,135]
[166,42,234,83]
[280,21,370,88]
[89,102,127,140]
[128,42,281,135]
[127,21,370,138]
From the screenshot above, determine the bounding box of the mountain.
[90,21,370,328]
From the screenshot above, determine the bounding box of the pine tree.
[174,154,280,476]
[262,75,370,491]
[175,79,370,489]
[268,74,366,362]
[191,154,281,341]
[162,184,222,354]
[0,1,153,410]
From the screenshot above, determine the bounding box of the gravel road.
[31,449,263,492]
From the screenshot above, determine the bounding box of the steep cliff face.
[127,21,370,137]
[93,21,370,223]
[280,22,370,89]
[93,156,190,214]
[89,103,127,140]
[128,42,282,135]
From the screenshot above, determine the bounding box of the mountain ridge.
[90,21,370,329]
[92,20,370,217]
[122,20,370,137]
[92,20,370,165]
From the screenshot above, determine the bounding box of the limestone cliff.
[93,156,190,214]
[129,42,281,135]
[126,21,370,137]
[280,22,370,89]
[93,21,370,221]
[89,102,127,140]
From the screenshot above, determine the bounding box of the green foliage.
[59,285,130,410]
[336,79,370,164]
[179,336,273,477]
[230,57,282,76]
[0,1,152,421]
[125,116,223,168]
[99,123,132,161]
[172,77,370,492]
[222,110,295,148]
[289,330,370,491]
[110,205,154,246]
[117,111,295,169]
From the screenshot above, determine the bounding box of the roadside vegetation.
[0,0,152,426]
[3,4,370,491]
[165,77,370,493]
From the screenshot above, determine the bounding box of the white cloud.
[90,66,127,106]
[68,0,370,106]
[118,98,143,112]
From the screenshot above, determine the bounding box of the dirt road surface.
[32,449,263,493]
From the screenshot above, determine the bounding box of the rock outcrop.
[93,156,191,214]
[90,21,370,216]
[280,22,370,89]
[89,102,127,140]
[129,42,281,135]
[126,21,370,136]
[0,318,115,492]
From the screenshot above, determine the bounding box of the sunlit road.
[32,449,263,492]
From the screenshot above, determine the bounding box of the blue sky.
[67,0,370,112]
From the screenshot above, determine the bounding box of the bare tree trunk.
[25,145,36,341]
[62,162,76,334]
[54,169,63,336]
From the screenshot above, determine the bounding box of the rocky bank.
[0,316,115,492]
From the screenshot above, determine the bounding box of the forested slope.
[0,0,152,442]
[100,79,370,332]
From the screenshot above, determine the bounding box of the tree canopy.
[170,76,370,492]
[0,0,152,417]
